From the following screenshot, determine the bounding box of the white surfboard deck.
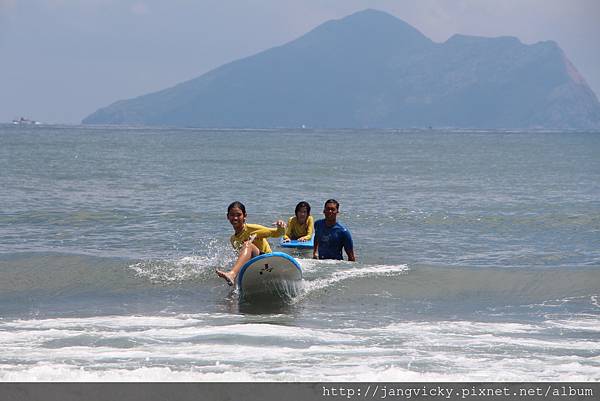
[237,252,303,302]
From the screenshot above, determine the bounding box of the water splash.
[128,239,234,283]
[297,261,409,300]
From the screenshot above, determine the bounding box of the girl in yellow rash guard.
[215,201,286,286]
[282,201,314,242]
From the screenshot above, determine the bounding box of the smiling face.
[296,206,309,225]
[227,206,246,233]
[323,202,339,225]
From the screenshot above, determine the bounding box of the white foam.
[0,364,257,382]
[296,258,345,272]
[1,313,599,381]
[300,263,408,296]
[2,314,209,330]
[547,316,600,331]
[371,321,600,351]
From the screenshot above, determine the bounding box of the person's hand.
[313,253,318,259]
[273,220,286,229]
[282,237,290,243]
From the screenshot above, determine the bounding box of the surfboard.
[279,236,314,249]
[237,252,303,303]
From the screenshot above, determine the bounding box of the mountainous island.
[83,9,600,129]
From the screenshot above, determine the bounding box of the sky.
[1,0,599,124]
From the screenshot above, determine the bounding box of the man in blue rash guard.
[313,199,356,261]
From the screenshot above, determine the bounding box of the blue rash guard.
[314,219,354,260]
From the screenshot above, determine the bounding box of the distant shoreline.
[2,122,600,134]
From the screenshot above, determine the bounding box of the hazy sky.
[1,0,599,124]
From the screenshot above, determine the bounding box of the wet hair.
[227,201,246,216]
[324,199,340,210]
[295,201,311,216]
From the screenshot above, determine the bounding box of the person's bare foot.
[215,269,235,286]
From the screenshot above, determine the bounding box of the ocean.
[0,125,598,381]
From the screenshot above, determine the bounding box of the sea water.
[0,125,598,381]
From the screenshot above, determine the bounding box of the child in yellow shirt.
[216,201,286,286]
[282,201,314,242]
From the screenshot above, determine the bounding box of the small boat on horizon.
[12,117,41,125]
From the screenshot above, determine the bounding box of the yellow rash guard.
[230,223,285,254]
[283,215,314,241]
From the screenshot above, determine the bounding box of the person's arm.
[299,216,314,242]
[283,217,293,241]
[248,223,284,240]
[313,220,320,259]
[345,248,356,262]
[272,220,286,237]
[344,229,355,262]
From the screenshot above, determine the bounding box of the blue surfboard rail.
[236,252,303,287]
[279,236,314,249]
